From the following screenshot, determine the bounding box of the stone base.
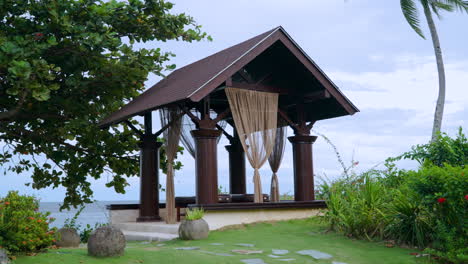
[203,208,322,230]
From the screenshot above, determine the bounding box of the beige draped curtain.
[225,87,278,203]
[268,125,287,202]
[159,107,183,224]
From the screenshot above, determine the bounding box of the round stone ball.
[178,219,209,240]
[55,228,80,248]
[87,226,126,257]
[0,248,10,264]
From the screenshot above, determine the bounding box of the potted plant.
[178,208,209,240]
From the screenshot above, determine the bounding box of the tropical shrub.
[0,191,56,254]
[325,170,391,240]
[185,208,204,221]
[389,127,467,167]
[385,188,432,248]
[405,164,468,263]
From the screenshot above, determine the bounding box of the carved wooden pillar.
[191,129,222,204]
[225,130,246,194]
[288,134,317,201]
[137,113,162,222]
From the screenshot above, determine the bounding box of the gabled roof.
[99,26,358,128]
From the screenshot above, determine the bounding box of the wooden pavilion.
[99,26,358,226]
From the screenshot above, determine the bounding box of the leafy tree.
[400,0,468,141]
[0,0,206,209]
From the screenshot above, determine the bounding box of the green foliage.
[217,185,228,195]
[185,208,204,221]
[61,205,107,243]
[0,191,56,254]
[325,171,390,240]
[405,164,468,263]
[325,159,468,263]
[389,127,467,167]
[385,188,432,248]
[62,206,85,230]
[79,223,108,243]
[0,0,207,209]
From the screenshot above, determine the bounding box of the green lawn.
[13,218,428,264]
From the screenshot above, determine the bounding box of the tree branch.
[0,90,28,121]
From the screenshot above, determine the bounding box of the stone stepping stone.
[296,249,333,259]
[332,262,348,264]
[236,243,255,247]
[175,247,200,250]
[199,250,234,257]
[210,243,224,246]
[232,249,263,255]
[272,249,289,255]
[268,254,281,258]
[156,243,165,247]
[241,259,267,264]
[278,259,295,262]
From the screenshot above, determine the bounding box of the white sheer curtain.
[159,107,183,224]
[180,110,227,159]
[225,87,278,203]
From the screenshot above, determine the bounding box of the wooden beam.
[213,108,231,124]
[144,112,152,135]
[286,90,330,108]
[255,71,274,85]
[278,108,299,131]
[237,68,254,83]
[230,81,288,94]
[216,124,233,141]
[124,120,144,137]
[154,110,186,138]
[304,90,330,100]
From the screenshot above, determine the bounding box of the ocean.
[39,200,138,229]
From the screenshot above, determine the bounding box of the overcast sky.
[1,0,467,203]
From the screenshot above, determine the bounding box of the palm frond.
[400,0,425,38]
[437,0,468,13]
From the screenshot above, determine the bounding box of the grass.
[13,218,429,264]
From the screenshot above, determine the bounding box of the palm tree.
[400,0,468,141]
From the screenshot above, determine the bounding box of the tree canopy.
[0,0,205,209]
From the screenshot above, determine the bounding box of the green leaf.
[8,60,32,78]
[400,0,426,39]
[47,36,58,45]
[32,87,51,101]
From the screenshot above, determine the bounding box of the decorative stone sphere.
[55,228,80,248]
[178,219,209,240]
[87,226,126,257]
[0,248,10,264]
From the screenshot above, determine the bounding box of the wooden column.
[137,113,162,221]
[288,135,317,201]
[225,130,246,194]
[191,129,222,204]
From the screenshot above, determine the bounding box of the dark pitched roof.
[99,26,358,128]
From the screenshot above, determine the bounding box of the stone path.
[241,259,267,264]
[235,243,255,247]
[174,247,200,250]
[272,249,289,255]
[199,250,234,257]
[296,249,333,260]
[232,250,263,255]
[168,243,349,263]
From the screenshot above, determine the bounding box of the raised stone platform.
[113,222,179,242]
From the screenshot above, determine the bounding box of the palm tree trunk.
[423,4,446,141]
